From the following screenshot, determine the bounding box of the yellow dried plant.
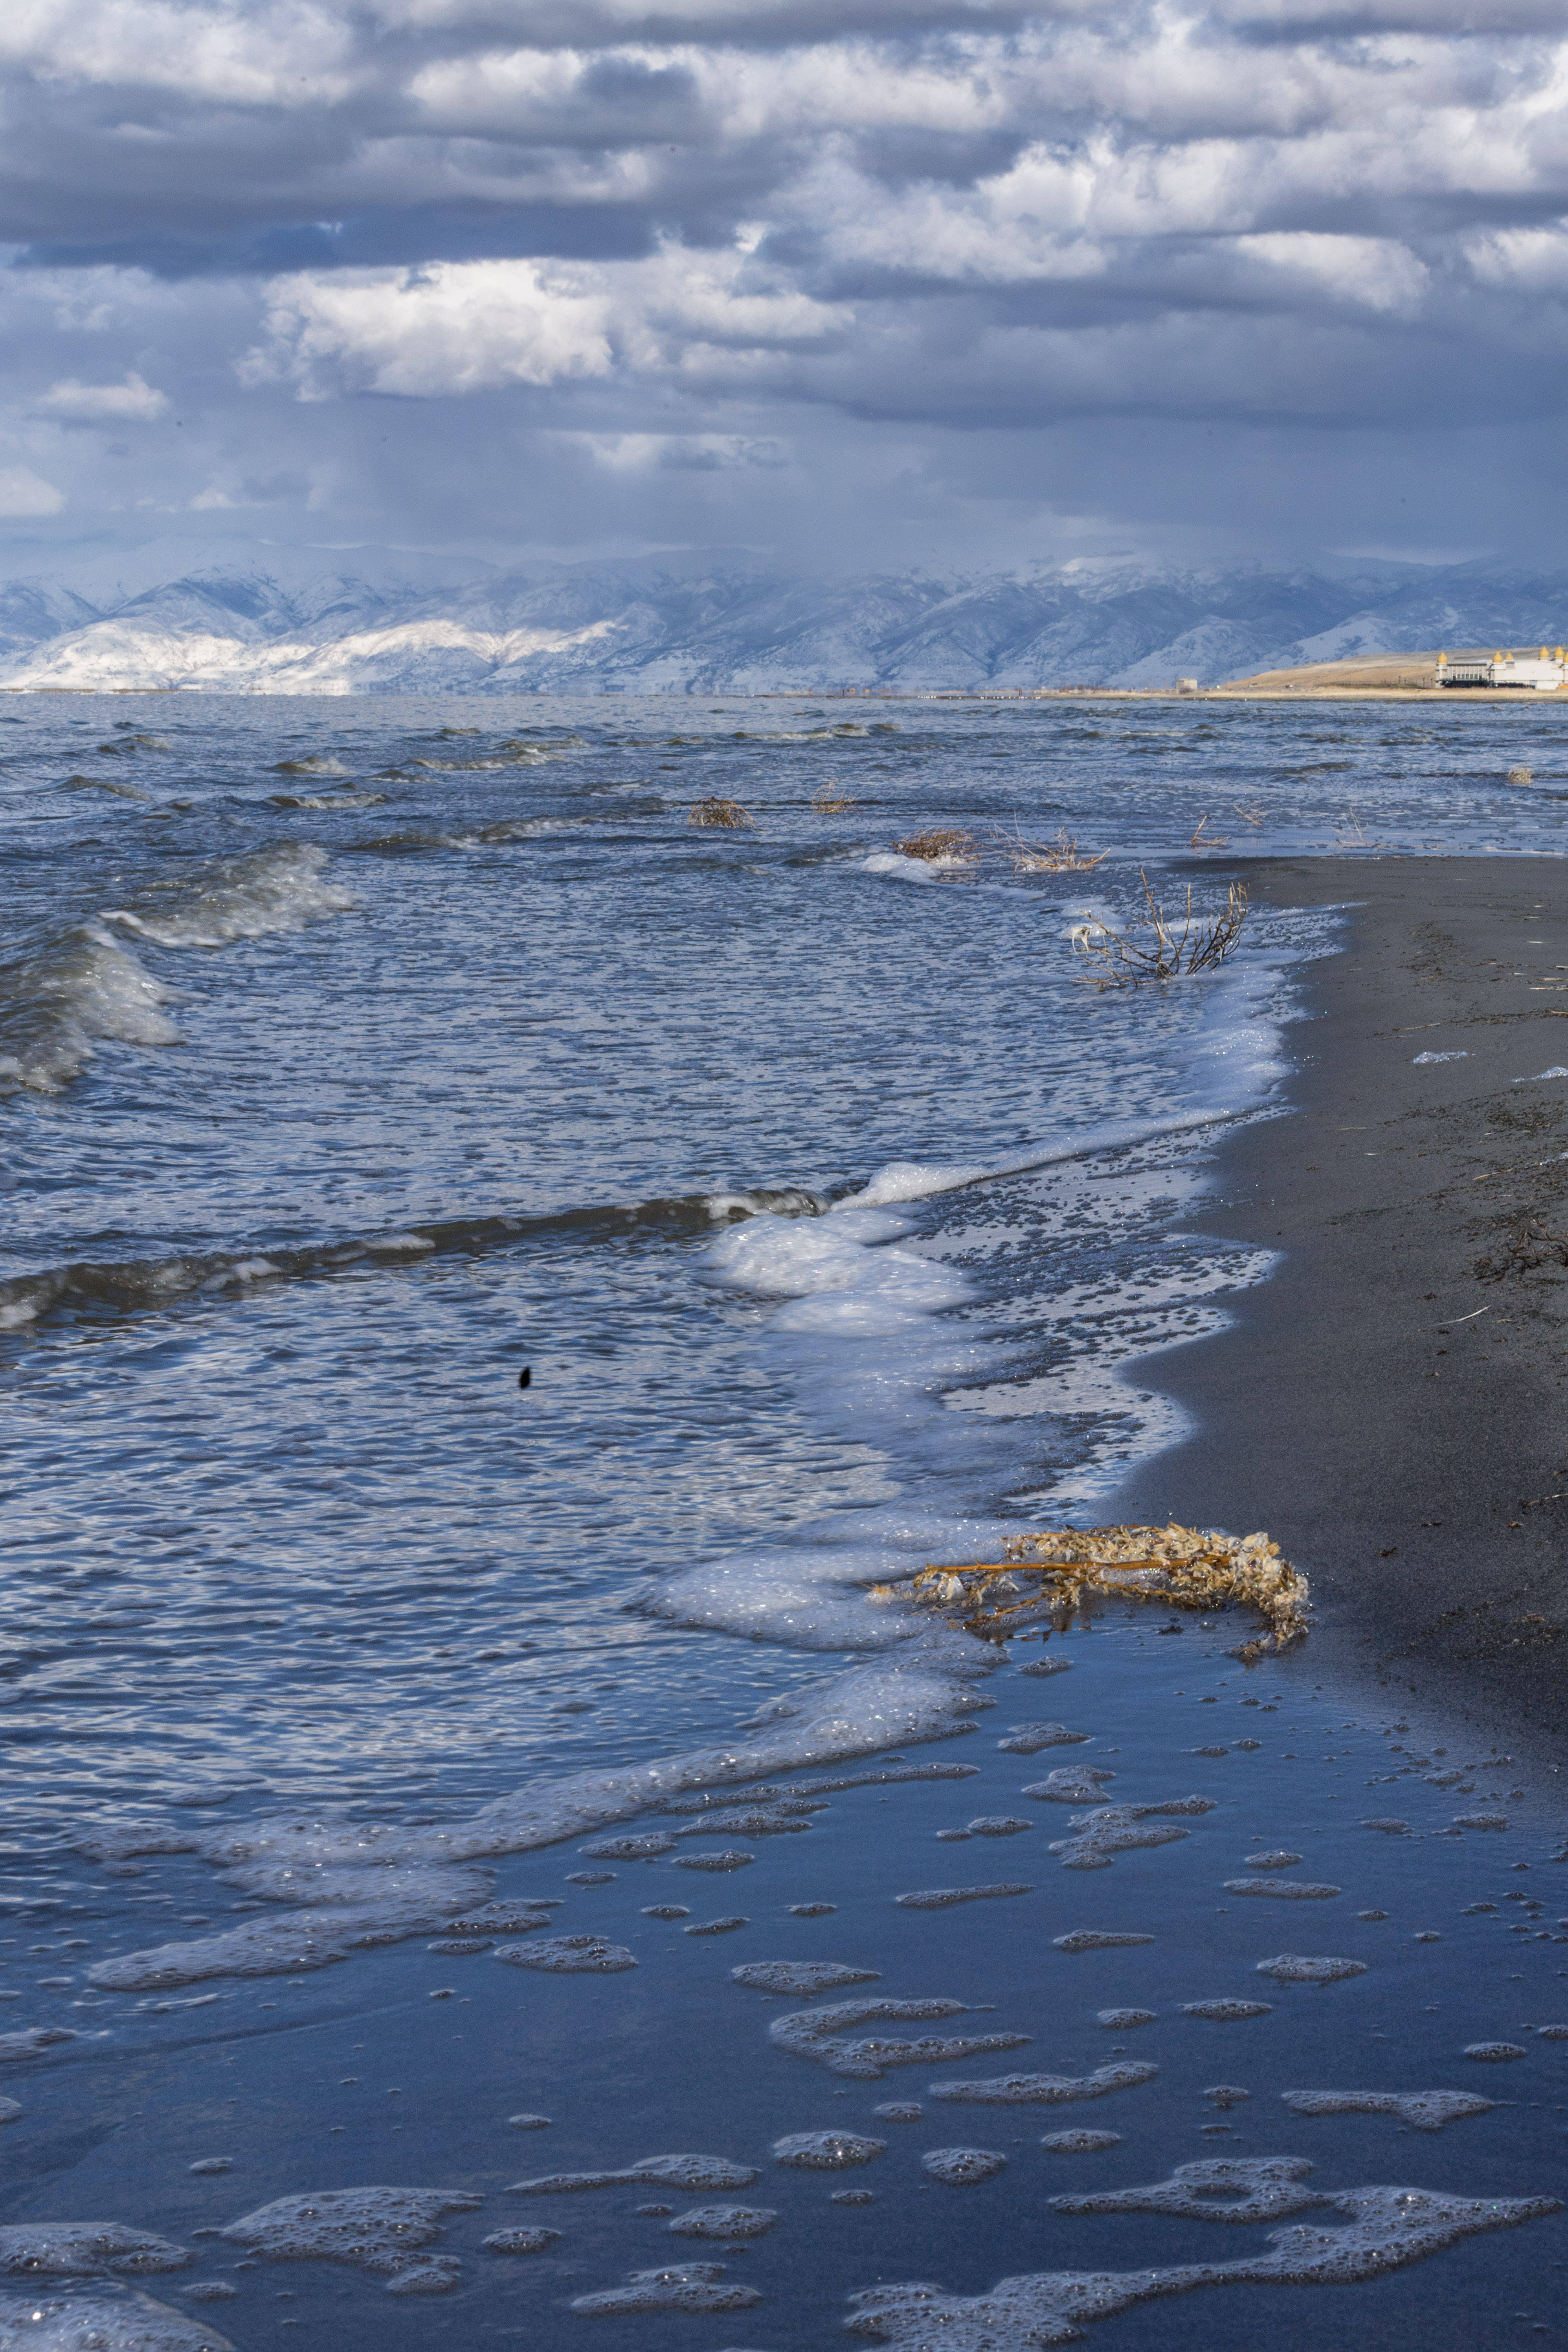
[689,795,754,829]
[873,1522,1308,1661]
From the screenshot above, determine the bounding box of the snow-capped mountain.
[1,554,1565,693]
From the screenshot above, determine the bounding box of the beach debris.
[1051,2154,1327,2224]
[928,2062,1157,2106]
[881,1521,1307,1659]
[1508,765,1534,785]
[688,796,753,829]
[892,828,974,863]
[811,782,855,813]
[1188,816,1231,850]
[1281,2090,1495,2131]
[921,2147,1007,2184]
[993,822,1107,873]
[1070,873,1249,989]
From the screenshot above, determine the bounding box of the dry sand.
[1115,855,1568,1756]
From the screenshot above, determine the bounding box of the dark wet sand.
[1117,855,1568,1759]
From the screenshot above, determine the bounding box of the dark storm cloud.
[1,0,1567,560]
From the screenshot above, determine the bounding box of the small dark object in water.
[518,1367,531,1389]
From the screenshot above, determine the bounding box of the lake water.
[3,691,1568,2349]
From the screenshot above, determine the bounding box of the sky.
[3,0,1568,579]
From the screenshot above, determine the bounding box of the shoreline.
[1115,854,1568,1762]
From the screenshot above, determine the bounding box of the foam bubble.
[0,2226,191,2278]
[1246,1852,1303,1868]
[895,1885,1031,1911]
[569,2263,760,2315]
[510,2157,758,2197]
[482,2227,560,2254]
[1183,1999,1273,2020]
[494,1936,636,1974]
[0,2102,19,2125]
[1041,2130,1120,2152]
[1054,1931,1152,1953]
[843,2183,1562,2345]
[1050,1802,1208,1871]
[0,2028,76,2065]
[1024,1770,1117,1804]
[921,2148,1006,2185]
[772,2132,886,2170]
[1256,1956,1367,1985]
[1463,2042,1526,2061]
[1052,2156,1325,2224]
[1282,2090,1495,2130]
[731,1962,879,1994]
[686,1916,748,1935]
[219,2189,480,2291]
[1361,1820,1410,1835]
[1096,2009,1155,2028]
[1225,1880,1342,1900]
[997,1725,1090,1756]
[673,1852,753,1873]
[1017,1658,1072,1678]
[769,1998,1029,2080]
[928,2063,1157,2106]
[874,2104,923,2122]
[961,1817,1032,1837]
[667,2209,777,2240]
[0,2287,237,2351]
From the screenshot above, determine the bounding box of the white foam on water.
[0,2226,190,2279]
[928,2063,1158,2107]
[0,925,182,1097]
[569,2262,760,2315]
[768,1997,1029,2080]
[772,2132,886,2169]
[102,844,353,948]
[219,2187,480,2291]
[1282,2090,1496,2130]
[0,2286,237,2352]
[844,2184,1562,2346]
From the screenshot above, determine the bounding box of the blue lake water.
[2,691,1568,2348]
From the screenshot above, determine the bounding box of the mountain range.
[1,552,1565,694]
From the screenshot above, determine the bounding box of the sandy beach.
[1120,854,1568,1758]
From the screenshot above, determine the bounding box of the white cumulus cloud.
[0,466,64,515]
[38,372,169,420]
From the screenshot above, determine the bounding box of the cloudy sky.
[3,0,1568,577]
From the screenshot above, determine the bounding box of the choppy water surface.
[2,692,1567,2348]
